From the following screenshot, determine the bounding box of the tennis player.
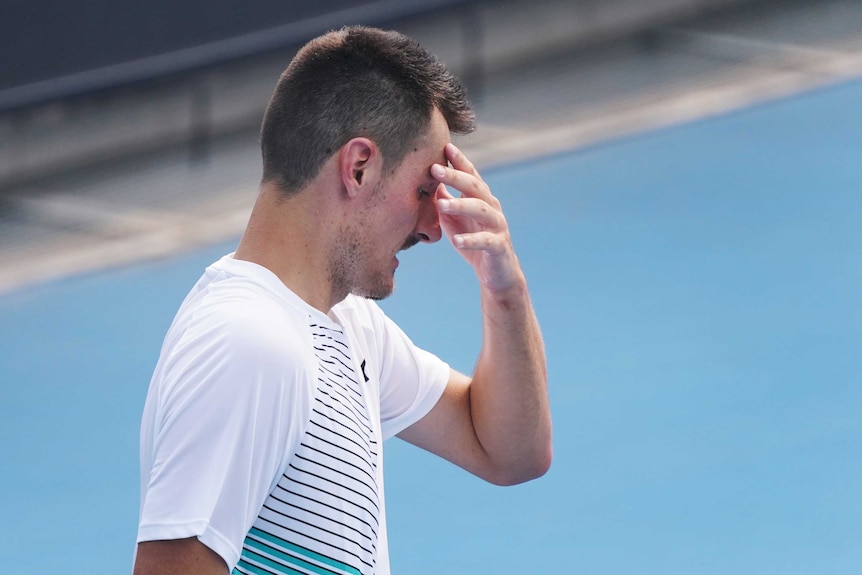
[134,26,551,575]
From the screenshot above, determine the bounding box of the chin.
[354,276,395,301]
[359,288,393,301]
[372,282,396,300]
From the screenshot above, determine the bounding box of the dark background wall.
[0,0,467,91]
[0,0,775,187]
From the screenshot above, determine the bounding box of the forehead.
[408,107,451,168]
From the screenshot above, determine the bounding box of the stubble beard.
[328,181,421,302]
[328,220,397,302]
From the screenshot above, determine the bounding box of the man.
[134,26,551,575]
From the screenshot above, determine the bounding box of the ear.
[339,137,382,199]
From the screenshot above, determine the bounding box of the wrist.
[481,272,529,310]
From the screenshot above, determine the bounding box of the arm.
[397,143,552,486]
[133,538,227,575]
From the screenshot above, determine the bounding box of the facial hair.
[329,220,407,302]
[328,181,420,302]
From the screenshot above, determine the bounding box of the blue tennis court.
[2,78,860,574]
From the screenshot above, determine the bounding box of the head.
[259,26,475,194]
[328,107,453,301]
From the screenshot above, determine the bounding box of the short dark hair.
[260,26,476,193]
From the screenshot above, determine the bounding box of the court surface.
[1,78,860,574]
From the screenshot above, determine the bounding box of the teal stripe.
[240,549,306,575]
[243,544,334,575]
[237,556,303,575]
[247,527,362,575]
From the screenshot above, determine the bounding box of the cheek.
[394,198,421,229]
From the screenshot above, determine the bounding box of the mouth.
[394,236,418,271]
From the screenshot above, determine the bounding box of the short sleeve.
[356,300,449,439]
[137,298,316,570]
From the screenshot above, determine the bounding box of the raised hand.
[431,143,525,294]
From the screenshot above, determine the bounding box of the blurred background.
[3,0,861,291]
[1,0,861,573]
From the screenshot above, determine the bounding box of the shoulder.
[162,273,319,387]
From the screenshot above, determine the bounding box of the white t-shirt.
[137,254,449,575]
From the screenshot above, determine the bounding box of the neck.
[234,180,345,312]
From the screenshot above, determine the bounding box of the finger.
[438,197,506,231]
[435,183,454,200]
[431,163,496,205]
[445,143,479,178]
[451,230,509,253]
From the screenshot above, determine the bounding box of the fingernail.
[431,164,446,178]
[437,199,451,211]
[454,234,464,248]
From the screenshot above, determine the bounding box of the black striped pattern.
[233,320,380,575]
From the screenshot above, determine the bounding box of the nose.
[415,189,443,244]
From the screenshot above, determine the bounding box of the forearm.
[469,273,552,485]
[422,142,552,485]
